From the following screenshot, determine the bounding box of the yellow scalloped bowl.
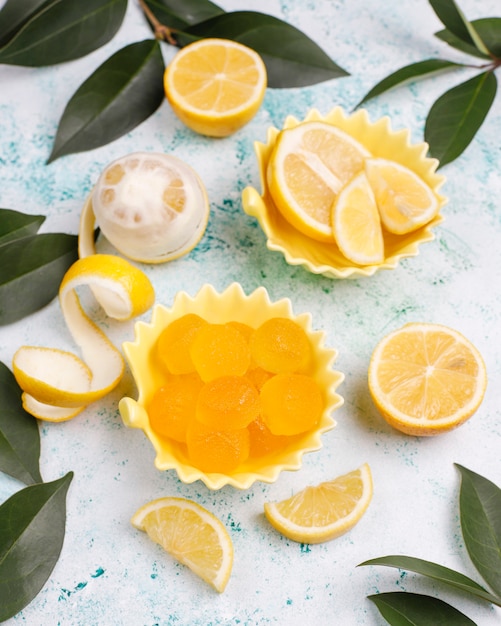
[242,107,448,279]
[119,283,344,490]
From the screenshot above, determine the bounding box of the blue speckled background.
[1,1,500,624]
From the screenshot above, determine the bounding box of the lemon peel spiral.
[12,254,155,421]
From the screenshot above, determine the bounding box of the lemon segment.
[332,171,384,265]
[82,152,210,264]
[131,497,234,593]
[368,323,487,436]
[365,158,440,234]
[266,121,371,242]
[12,254,155,421]
[164,38,267,137]
[264,464,373,544]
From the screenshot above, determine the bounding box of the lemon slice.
[332,171,384,265]
[131,497,234,593]
[267,121,371,242]
[264,464,373,544]
[80,152,209,264]
[12,254,155,421]
[164,38,267,137]
[368,323,487,436]
[365,158,440,234]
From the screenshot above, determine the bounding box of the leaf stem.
[138,0,178,46]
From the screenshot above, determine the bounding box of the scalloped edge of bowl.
[242,107,447,279]
[120,282,345,490]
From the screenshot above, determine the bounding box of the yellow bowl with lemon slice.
[119,282,344,490]
[242,107,448,279]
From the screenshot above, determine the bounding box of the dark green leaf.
[471,18,501,58]
[368,592,477,626]
[48,39,165,162]
[0,362,41,485]
[428,0,490,56]
[142,0,225,31]
[0,208,45,246]
[457,464,501,598]
[355,58,463,108]
[359,555,501,606]
[176,11,348,88]
[0,472,73,621]
[425,70,497,166]
[0,0,55,48]
[437,18,501,59]
[0,233,79,325]
[0,0,127,67]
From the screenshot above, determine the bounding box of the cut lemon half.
[368,322,487,436]
[264,464,373,544]
[164,38,267,137]
[332,171,384,265]
[131,497,233,593]
[267,121,371,242]
[12,254,155,421]
[80,152,210,264]
[365,158,440,234]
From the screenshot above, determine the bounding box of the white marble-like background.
[0,0,500,624]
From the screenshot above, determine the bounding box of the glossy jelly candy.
[249,317,311,374]
[260,373,324,435]
[190,323,251,381]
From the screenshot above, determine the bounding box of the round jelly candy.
[260,373,324,435]
[156,314,207,375]
[190,323,251,381]
[196,375,260,430]
[249,317,311,374]
[187,419,250,473]
[147,374,203,441]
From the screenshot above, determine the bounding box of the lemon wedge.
[332,171,384,265]
[365,158,440,234]
[12,254,155,421]
[131,497,234,593]
[80,152,209,264]
[264,464,373,544]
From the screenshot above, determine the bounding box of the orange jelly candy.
[260,373,324,435]
[156,313,207,375]
[187,419,250,473]
[249,317,311,374]
[190,323,251,381]
[147,374,203,442]
[196,375,260,430]
[248,417,288,457]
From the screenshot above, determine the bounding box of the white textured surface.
[1,1,500,624]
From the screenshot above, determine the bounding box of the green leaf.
[176,11,349,88]
[457,464,501,598]
[0,472,73,621]
[359,555,501,606]
[0,208,45,246]
[0,362,41,485]
[428,0,490,56]
[142,0,225,31]
[355,58,463,108]
[0,0,127,67]
[0,0,55,48]
[368,592,477,626]
[48,39,165,162]
[436,18,501,59]
[0,233,79,325]
[424,70,497,166]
